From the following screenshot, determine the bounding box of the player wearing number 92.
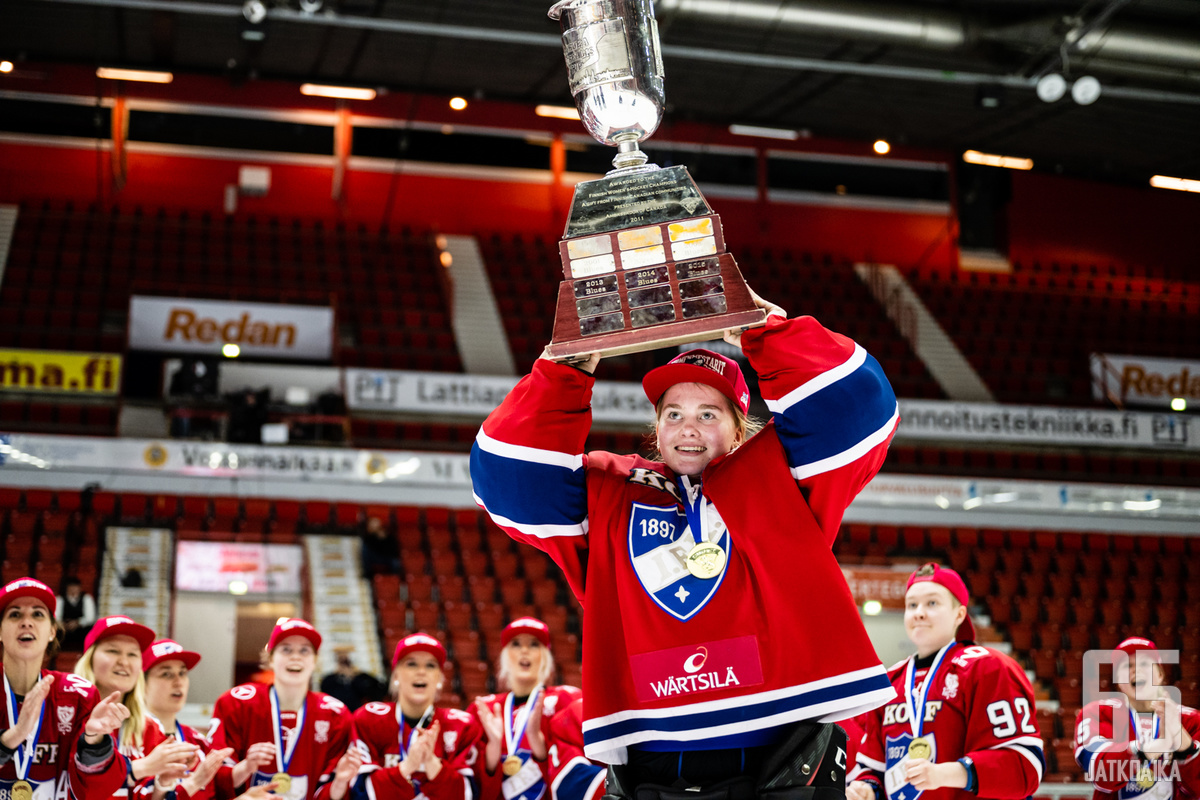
[849,564,1044,800]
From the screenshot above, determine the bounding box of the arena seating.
[904,264,1200,406]
[0,199,458,372]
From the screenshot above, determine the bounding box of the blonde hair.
[75,644,148,752]
[496,639,556,691]
[646,388,764,461]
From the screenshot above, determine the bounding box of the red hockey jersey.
[138,715,215,800]
[546,698,604,800]
[209,683,354,800]
[852,644,1044,800]
[352,702,482,800]
[0,668,127,800]
[471,316,899,763]
[112,715,170,800]
[1075,698,1200,800]
[471,686,594,800]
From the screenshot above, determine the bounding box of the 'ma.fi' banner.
[896,399,1195,451]
[1091,353,1200,409]
[345,367,654,424]
[129,295,334,361]
[0,349,121,395]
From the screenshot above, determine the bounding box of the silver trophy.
[545,0,766,360]
[549,0,665,172]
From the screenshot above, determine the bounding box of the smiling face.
[655,382,740,479]
[270,635,317,690]
[0,598,54,665]
[392,651,442,718]
[145,659,190,717]
[904,582,966,657]
[1115,657,1165,712]
[91,634,144,696]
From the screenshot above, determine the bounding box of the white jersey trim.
[551,757,605,800]
[473,493,588,539]
[766,344,866,413]
[476,428,584,470]
[789,406,899,480]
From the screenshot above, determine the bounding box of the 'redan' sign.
[1091,353,1200,409]
[129,296,334,361]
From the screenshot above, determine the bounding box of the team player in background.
[75,616,201,798]
[352,632,482,800]
[0,578,130,800]
[1074,637,1200,800]
[471,294,899,793]
[472,618,604,800]
[849,563,1044,800]
[142,639,231,800]
[209,618,361,800]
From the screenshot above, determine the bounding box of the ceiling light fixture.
[873,139,890,155]
[449,96,468,111]
[96,67,174,84]
[0,61,13,74]
[1149,175,1200,193]
[300,83,377,101]
[535,104,581,120]
[729,124,799,141]
[1071,76,1102,106]
[962,150,1033,170]
[1036,73,1067,103]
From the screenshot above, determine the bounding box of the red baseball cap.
[1114,637,1161,681]
[906,563,977,643]
[0,577,56,617]
[501,617,551,649]
[85,615,156,654]
[143,639,202,672]
[392,633,447,670]
[643,348,751,415]
[267,618,322,653]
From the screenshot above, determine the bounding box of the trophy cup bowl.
[549,0,664,170]
[545,0,767,360]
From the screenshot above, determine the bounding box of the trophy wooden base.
[546,251,766,361]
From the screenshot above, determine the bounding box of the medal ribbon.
[398,704,435,762]
[502,686,543,761]
[903,641,955,740]
[268,688,307,776]
[676,477,709,547]
[3,672,46,783]
[1128,707,1160,752]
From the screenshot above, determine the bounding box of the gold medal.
[685,542,726,580]
[12,780,33,800]
[1136,766,1154,790]
[907,737,932,761]
[502,755,523,777]
[270,773,292,795]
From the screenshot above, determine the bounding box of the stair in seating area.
[99,527,172,636]
[855,263,995,402]
[304,536,385,683]
[443,235,518,376]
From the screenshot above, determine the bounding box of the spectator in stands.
[352,633,483,799]
[1074,637,1200,800]
[472,618,604,800]
[471,294,898,794]
[208,618,362,800]
[0,578,130,799]
[55,575,96,651]
[319,646,385,710]
[76,616,199,799]
[142,639,230,800]
[849,563,1044,800]
[360,515,400,577]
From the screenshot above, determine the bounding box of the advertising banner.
[345,367,654,424]
[129,296,334,360]
[896,399,1195,451]
[1091,353,1200,409]
[0,349,121,395]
